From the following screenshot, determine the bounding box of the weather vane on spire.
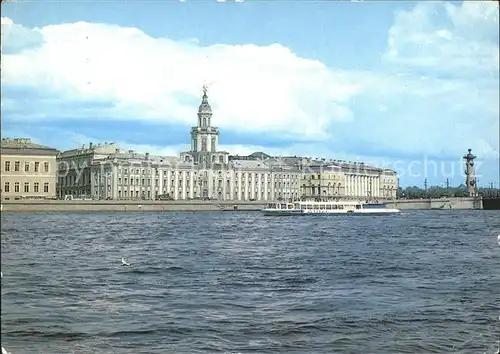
[202,81,215,96]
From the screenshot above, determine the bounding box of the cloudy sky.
[1,1,499,187]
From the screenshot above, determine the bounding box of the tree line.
[397,184,500,199]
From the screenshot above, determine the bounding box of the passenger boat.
[261,200,400,216]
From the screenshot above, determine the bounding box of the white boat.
[261,200,400,216]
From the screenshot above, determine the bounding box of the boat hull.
[261,208,400,216]
[261,209,304,216]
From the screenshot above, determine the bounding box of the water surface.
[1,210,499,353]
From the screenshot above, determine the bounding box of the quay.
[0,196,486,213]
[0,200,266,212]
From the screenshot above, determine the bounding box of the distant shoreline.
[0,197,484,212]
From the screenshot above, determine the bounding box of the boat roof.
[271,200,364,205]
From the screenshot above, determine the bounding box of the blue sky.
[1,0,499,187]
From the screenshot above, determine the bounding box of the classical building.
[57,86,398,201]
[1,138,58,200]
[57,142,119,199]
[300,161,398,200]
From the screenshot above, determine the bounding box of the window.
[4,182,10,192]
[14,161,20,171]
[4,161,10,171]
[44,162,49,172]
[24,182,29,193]
[44,183,49,193]
[34,162,40,172]
[25,162,30,172]
[14,182,19,192]
[34,182,39,193]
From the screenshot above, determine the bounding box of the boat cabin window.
[355,204,361,209]
[280,204,287,209]
[287,204,294,210]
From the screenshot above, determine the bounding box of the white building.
[58,86,397,201]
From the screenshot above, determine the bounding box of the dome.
[248,151,271,160]
[198,87,212,113]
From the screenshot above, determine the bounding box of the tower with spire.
[180,85,229,169]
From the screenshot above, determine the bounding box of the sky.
[1,0,499,188]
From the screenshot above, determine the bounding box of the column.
[173,170,178,200]
[237,173,242,200]
[257,173,262,200]
[244,172,249,200]
[112,164,118,200]
[264,173,268,200]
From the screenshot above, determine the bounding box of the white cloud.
[1,1,499,165]
[384,1,499,74]
[1,20,366,140]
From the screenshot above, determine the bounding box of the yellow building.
[1,138,59,200]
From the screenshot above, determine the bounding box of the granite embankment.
[0,197,483,212]
[385,197,482,210]
[0,200,266,212]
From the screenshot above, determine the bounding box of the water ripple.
[1,210,499,354]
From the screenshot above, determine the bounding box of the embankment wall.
[385,197,482,210]
[0,197,483,212]
[0,200,266,212]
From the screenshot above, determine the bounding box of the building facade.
[58,87,398,201]
[1,138,58,200]
[57,142,119,199]
[300,161,398,200]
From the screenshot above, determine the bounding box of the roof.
[231,159,270,170]
[248,151,271,159]
[58,142,118,158]
[1,138,58,156]
[1,138,57,150]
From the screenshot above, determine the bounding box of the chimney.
[89,142,93,149]
[115,148,120,153]
[145,152,150,160]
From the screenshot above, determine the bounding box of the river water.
[1,210,499,354]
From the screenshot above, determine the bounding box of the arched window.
[201,137,207,151]
[219,155,224,163]
[203,118,207,127]
[211,137,216,151]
